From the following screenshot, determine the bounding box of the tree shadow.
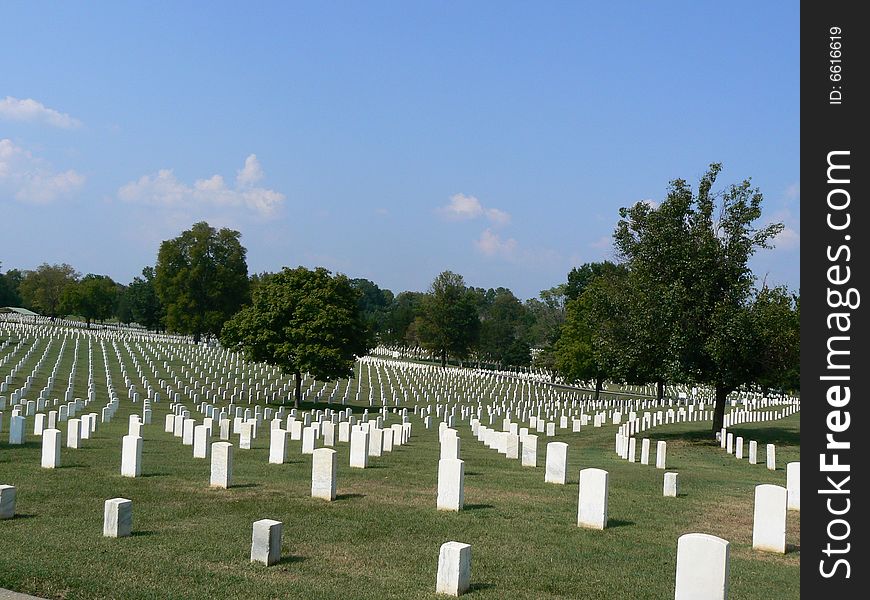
[607,518,635,528]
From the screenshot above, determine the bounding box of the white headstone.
[311,448,337,501]
[437,458,465,512]
[752,484,787,553]
[0,484,16,519]
[674,533,730,600]
[577,468,609,530]
[786,462,800,511]
[41,428,61,468]
[250,519,283,565]
[664,472,679,497]
[545,442,568,484]
[210,442,233,488]
[121,435,143,477]
[436,541,471,596]
[103,498,132,538]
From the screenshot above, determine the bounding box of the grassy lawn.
[0,331,799,599]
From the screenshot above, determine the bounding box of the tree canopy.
[18,263,80,318]
[61,274,118,326]
[155,222,249,341]
[416,271,481,367]
[126,266,165,331]
[614,163,789,433]
[220,266,371,407]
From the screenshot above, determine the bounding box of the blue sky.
[1,1,799,300]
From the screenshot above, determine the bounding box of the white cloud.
[439,193,511,226]
[772,226,799,250]
[0,138,85,203]
[639,198,659,209]
[118,154,285,216]
[475,228,518,258]
[0,96,82,129]
[236,154,264,186]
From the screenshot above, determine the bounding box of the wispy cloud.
[0,96,82,129]
[475,228,518,258]
[0,138,85,203]
[118,154,285,216]
[772,226,799,250]
[439,193,511,226]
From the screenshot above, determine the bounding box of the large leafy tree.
[555,268,628,398]
[350,278,395,344]
[0,263,23,307]
[525,284,568,374]
[478,288,532,368]
[381,291,425,352]
[417,271,480,367]
[155,222,249,341]
[61,274,118,327]
[126,267,165,331]
[220,266,371,408]
[615,163,786,433]
[19,263,80,318]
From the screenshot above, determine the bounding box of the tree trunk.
[594,377,602,401]
[441,349,447,368]
[657,380,664,402]
[193,330,202,343]
[711,383,731,435]
[294,371,302,409]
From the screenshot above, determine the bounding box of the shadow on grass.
[786,543,801,554]
[606,518,635,528]
[10,513,37,520]
[275,555,306,566]
[232,483,261,489]
[464,504,494,511]
[140,472,170,478]
[651,426,799,448]
[468,582,496,593]
[131,530,157,537]
[465,471,481,476]
[335,493,366,501]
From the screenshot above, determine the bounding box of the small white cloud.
[784,182,800,201]
[439,192,511,227]
[118,155,285,216]
[441,193,484,220]
[236,154,264,186]
[485,207,511,226]
[0,96,82,129]
[475,228,518,258]
[0,138,85,203]
[639,198,659,209]
[772,226,799,250]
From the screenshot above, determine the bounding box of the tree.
[18,263,80,318]
[126,267,165,331]
[565,261,624,302]
[382,291,425,353]
[416,271,480,367]
[478,288,532,368]
[220,266,371,408]
[0,263,23,306]
[525,285,568,375]
[555,269,628,399]
[614,163,786,433]
[350,278,395,344]
[155,222,249,341]
[62,274,118,327]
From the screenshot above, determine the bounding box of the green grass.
[1,398,799,600]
